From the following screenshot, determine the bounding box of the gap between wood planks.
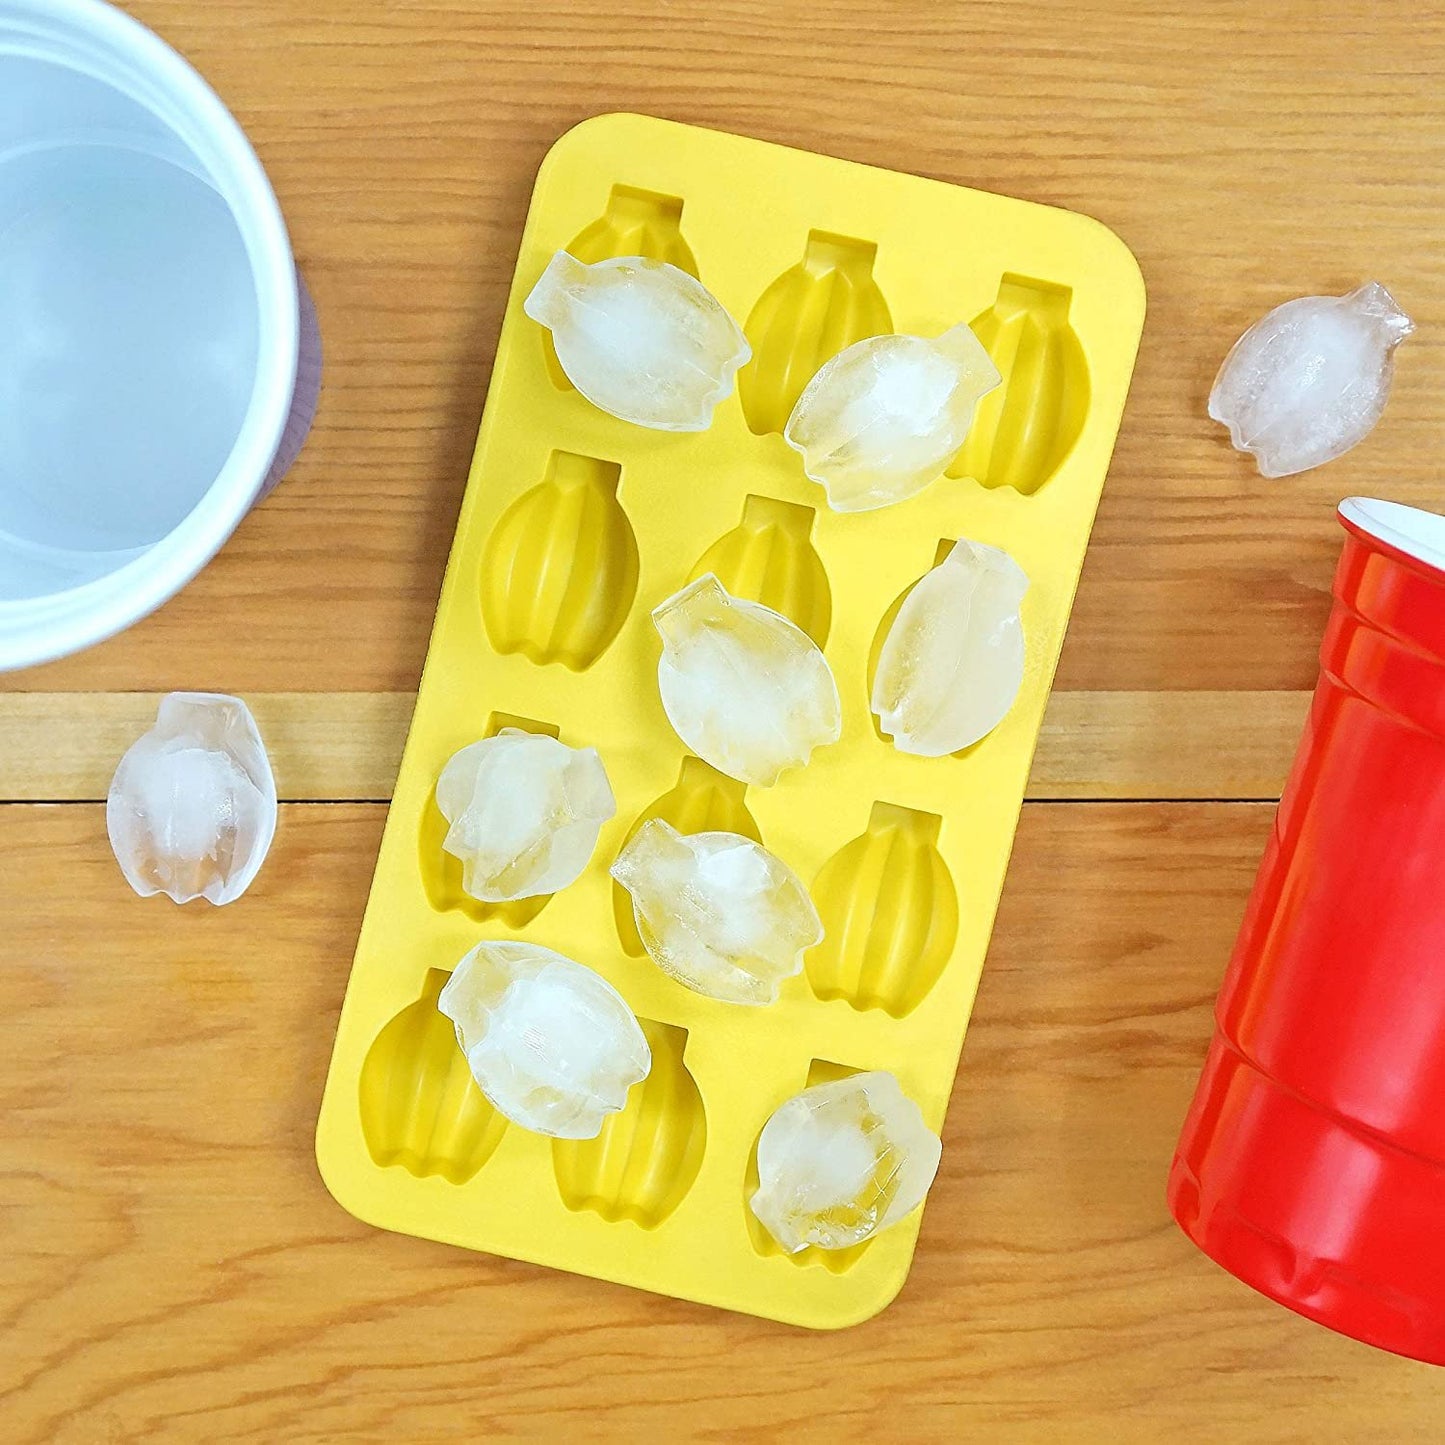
[0,691,1307,805]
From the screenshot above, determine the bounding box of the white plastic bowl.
[0,0,317,670]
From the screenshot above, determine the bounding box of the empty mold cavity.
[613,756,761,956]
[946,275,1089,494]
[419,712,561,927]
[545,186,698,389]
[689,494,832,646]
[359,968,508,1184]
[739,231,891,435]
[808,802,958,1018]
[552,1019,705,1228]
[481,451,639,671]
[744,1058,871,1272]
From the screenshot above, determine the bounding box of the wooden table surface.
[5,2,1445,1439]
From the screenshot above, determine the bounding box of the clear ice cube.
[783,325,1002,512]
[106,691,277,906]
[524,251,750,432]
[653,574,841,786]
[611,818,823,1005]
[435,729,615,902]
[1209,281,1414,478]
[750,1070,942,1253]
[872,539,1029,756]
[438,940,651,1139]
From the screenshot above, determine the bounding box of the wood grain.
[4,0,1443,697]
[3,803,1442,1443]
[0,690,1309,803]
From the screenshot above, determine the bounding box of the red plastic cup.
[1170,497,1445,1365]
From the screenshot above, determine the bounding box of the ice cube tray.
[315,113,1145,1329]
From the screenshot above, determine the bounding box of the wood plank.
[0,692,414,804]
[0,690,1309,803]
[1030,689,1308,801]
[3,2,1442,696]
[2,802,1439,1442]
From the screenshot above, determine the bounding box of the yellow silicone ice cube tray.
[315,112,1145,1329]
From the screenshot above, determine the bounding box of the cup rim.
[1338,497,1445,581]
[0,0,299,671]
